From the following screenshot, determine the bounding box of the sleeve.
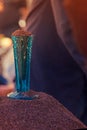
[50,0,87,76]
[50,0,69,41]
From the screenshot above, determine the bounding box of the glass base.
[7,91,39,100]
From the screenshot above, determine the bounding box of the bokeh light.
[0,2,4,12]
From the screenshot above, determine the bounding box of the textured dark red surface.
[0,91,86,130]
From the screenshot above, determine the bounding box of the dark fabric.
[25,0,87,124]
[0,75,8,85]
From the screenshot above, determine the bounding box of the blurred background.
[0,0,87,84]
[0,0,33,84]
[63,0,87,58]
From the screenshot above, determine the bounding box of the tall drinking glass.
[7,31,38,100]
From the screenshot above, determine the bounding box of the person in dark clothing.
[25,0,87,124]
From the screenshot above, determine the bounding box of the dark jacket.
[25,0,87,123]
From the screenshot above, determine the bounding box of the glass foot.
[7,91,39,100]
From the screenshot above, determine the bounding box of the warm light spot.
[0,37,12,48]
[18,19,26,28]
[0,2,4,12]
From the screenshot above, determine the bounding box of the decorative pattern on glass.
[11,36,33,92]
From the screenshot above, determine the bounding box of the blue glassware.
[7,35,38,100]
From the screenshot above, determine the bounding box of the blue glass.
[7,35,38,100]
[12,36,32,92]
